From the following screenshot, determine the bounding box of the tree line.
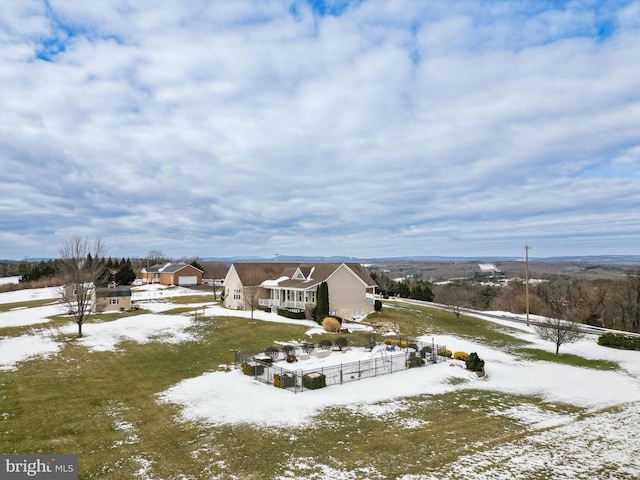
[369,272,434,301]
[371,269,640,334]
[15,255,137,286]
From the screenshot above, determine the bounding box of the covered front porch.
[259,287,316,311]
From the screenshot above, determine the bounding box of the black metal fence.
[235,337,448,393]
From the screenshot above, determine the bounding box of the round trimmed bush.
[322,317,341,333]
[453,351,469,361]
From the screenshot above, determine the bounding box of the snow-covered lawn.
[2,286,640,478]
[160,328,640,429]
[59,314,198,352]
[0,275,21,285]
[0,285,59,304]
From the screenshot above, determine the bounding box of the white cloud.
[1,0,639,259]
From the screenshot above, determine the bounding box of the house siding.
[327,265,372,319]
[223,266,243,309]
[141,264,203,286]
[95,295,132,312]
[222,262,376,319]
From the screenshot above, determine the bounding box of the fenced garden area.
[235,336,449,393]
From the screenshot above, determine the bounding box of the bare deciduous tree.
[201,261,229,300]
[146,249,168,267]
[436,283,469,322]
[242,267,263,320]
[620,268,640,333]
[372,272,395,298]
[535,298,583,355]
[59,236,107,337]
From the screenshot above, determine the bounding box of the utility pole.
[525,245,531,327]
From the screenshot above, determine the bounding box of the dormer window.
[293,268,305,280]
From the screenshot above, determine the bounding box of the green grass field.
[0,298,625,479]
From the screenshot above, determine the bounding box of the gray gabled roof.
[142,262,203,274]
[230,262,376,290]
[96,286,132,298]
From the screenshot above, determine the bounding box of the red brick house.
[140,262,203,286]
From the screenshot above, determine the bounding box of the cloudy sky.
[1,0,639,261]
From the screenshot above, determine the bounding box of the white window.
[110,298,119,305]
[233,289,241,300]
[297,291,303,302]
[353,308,362,317]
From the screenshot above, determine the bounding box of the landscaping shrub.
[273,373,296,389]
[598,332,640,350]
[466,352,485,374]
[453,351,469,361]
[322,317,341,333]
[282,345,295,355]
[303,373,326,390]
[374,299,382,311]
[406,355,425,368]
[305,304,316,321]
[277,308,307,319]
[241,363,265,376]
[334,337,348,350]
[437,348,453,358]
[302,342,315,354]
[319,339,333,350]
[264,346,279,361]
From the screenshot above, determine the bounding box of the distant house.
[140,262,203,286]
[95,285,132,312]
[223,263,377,319]
[61,283,94,314]
[61,283,131,313]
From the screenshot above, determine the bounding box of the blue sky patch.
[304,0,362,17]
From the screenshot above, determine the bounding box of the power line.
[525,245,531,327]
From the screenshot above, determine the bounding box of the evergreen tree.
[95,267,114,287]
[190,259,204,271]
[396,280,411,298]
[409,280,434,301]
[315,281,329,323]
[114,263,136,285]
[18,260,60,283]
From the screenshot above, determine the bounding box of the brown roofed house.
[140,262,203,286]
[222,262,377,320]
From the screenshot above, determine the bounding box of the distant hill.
[3,255,639,265]
[201,255,640,265]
